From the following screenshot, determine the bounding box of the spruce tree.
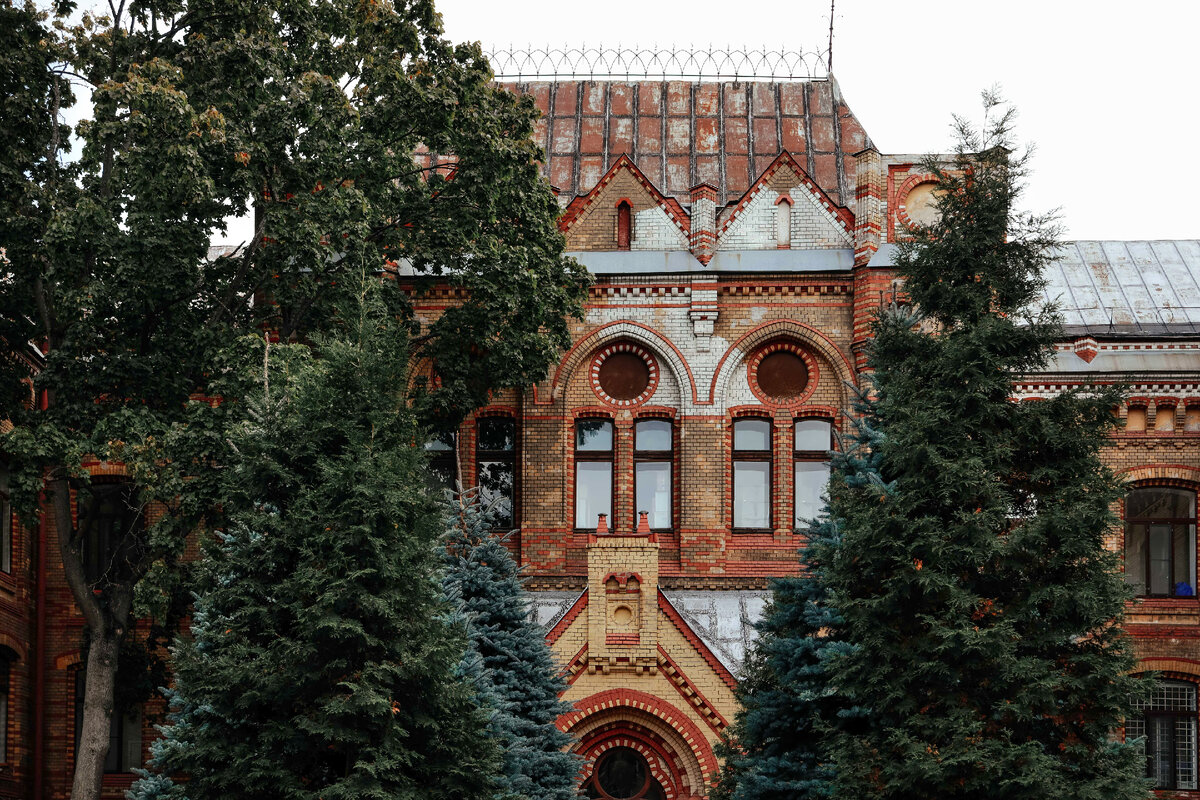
[715,401,881,800]
[129,277,498,800]
[443,489,580,800]
[826,94,1149,800]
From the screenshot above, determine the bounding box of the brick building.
[6,72,1200,798]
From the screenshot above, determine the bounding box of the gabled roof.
[558,153,690,235]
[717,150,854,241]
[503,77,873,207]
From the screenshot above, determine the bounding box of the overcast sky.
[433,0,1199,242]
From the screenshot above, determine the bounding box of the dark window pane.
[734,462,770,528]
[794,462,830,524]
[596,747,647,799]
[794,419,831,451]
[1150,524,1172,596]
[575,462,612,528]
[477,418,515,452]
[1175,525,1196,596]
[478,461,514,527]
[1125,524,1147,595]
[1129,488,1196,519]
[576,420,614,451]
[635,420,671,451]
[81,486,143,585]
[733,419,771,451]
[636,462,671,529]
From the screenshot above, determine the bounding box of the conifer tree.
[825,94,1149,800]
[714,401,881,800]
[443,489,580,800]
[129,277,499,800]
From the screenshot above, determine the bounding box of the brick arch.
[1139,659,1200,681]
[1118,464,1200,486]
[551,321,697,406]
[709,319,856,407]
[558,688,716,792]
[577,727,683,800]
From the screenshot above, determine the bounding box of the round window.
[594,747,650,800]
[756,350,808,400]
[748,342,817,406]
[590,344,659,407]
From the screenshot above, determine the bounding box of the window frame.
[633,418,674,531]
[475,416,517,529]
[1130,678,1199,790]
[793,418,833,526]
[731,417,773,532]
[574,418,616,531]
[1124,485,1197,599]
[424,429,458,496]
[79,481,144,587]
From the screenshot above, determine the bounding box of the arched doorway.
[584,746,667,800]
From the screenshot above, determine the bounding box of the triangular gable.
[559,154,690,247]
[717,151,854,249]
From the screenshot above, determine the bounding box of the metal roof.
[1045,241,1200,336]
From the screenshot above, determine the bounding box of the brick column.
[688,182,717,264]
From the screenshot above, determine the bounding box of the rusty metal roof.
[502,77,873,209]
[1044,241,1200,336]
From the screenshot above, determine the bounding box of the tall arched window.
[1125,486,1196,597]
[616,201,632,251]
[776,197,792,248]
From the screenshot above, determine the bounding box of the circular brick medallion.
[591,343,659,407]
[748,342,818,406]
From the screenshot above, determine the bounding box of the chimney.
[689,182,718,264]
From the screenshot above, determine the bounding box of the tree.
[824,94,1150,799]
[0,1,587,796]
[713,403,878,800]
[442,489,580,800]
[129,276,500,800]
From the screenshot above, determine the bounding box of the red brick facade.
[9,76,1200,799]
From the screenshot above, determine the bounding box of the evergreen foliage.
[1,1,586,794]
[442,489,581,800]
[825,94,1150,799]
[715,398,881,800]
[128,278,499,800]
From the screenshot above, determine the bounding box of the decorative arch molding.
[0,633,26,661]
[551,321,697,405]
[577,727,684,800]
[1117,464,1200,486]
[559,688,716,791]
[1139,658,1200,681]
[708,319,856,406]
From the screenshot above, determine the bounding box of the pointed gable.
[560,155,690,251]
[717,151,854,251]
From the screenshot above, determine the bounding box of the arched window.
[1124,486,1196,597]
[78,482,144,586]
[776,197,792,248]
[616,201,632,251]
[732,418,772,530]
[1130,679,1198,790]
[794,419,832,524]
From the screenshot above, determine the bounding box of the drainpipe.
[32,386,48,800]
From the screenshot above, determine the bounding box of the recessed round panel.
[756,351,808,400]
[598,352,650,401]
[590,343,659,407]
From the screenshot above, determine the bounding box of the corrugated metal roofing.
[501,78,873,208]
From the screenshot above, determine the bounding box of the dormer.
[560,155,690,252]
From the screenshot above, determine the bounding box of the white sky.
[434,0,1200,242]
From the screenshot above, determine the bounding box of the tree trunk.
[71,631,119,800]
